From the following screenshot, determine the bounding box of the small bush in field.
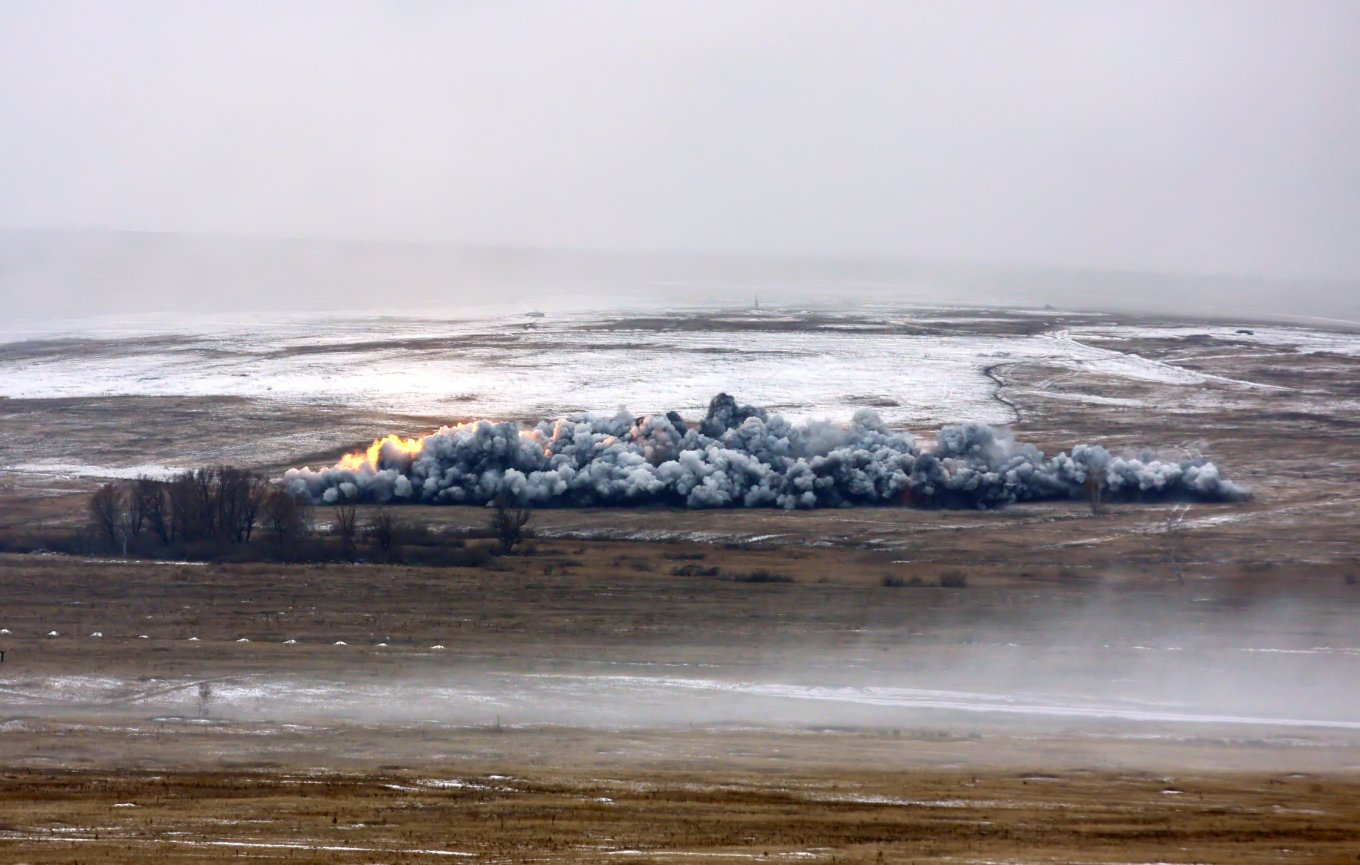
[731,569,793,584]
[881,575,926,588]
[672,564,721,577]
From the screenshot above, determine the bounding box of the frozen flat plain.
[4,304,1355,457]
[0,307,1083,426]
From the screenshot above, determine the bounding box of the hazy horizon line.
[4,224,1355,290]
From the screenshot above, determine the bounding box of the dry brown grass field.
[3,768,1359,864]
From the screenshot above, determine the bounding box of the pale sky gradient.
[2,1,1358,281]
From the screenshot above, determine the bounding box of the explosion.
[337,433,427,472]
[287,394,1249,510]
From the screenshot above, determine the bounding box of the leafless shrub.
[263,488,310,560]
[449,544,494,568]
[333,501,359,561]
[366,506,399,559]
[881,575,925,588]
[672,564,721,577]
[490,493,532,555]
[731,569,793,583]
[399,522,437,546]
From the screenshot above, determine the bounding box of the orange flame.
[335,422,556,471]
[337,433,427,471]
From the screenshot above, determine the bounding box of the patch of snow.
[5,462,181,480]
[1077,323,1360,357]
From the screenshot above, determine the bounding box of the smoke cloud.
[285,395,1247,510]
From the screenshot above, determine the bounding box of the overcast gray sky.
[2,1,1358,281]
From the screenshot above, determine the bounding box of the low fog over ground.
[3,1,1359,320]
[5,229,1359,323]
[4,546,1360,765]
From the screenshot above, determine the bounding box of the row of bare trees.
[89,467,309,556]
[87,469,532,563]
[326,496,528,561]
[330,502,403,561]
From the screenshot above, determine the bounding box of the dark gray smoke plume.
[285,394,1248,509]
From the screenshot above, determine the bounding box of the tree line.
[84,467,530,564]
[89,467,309,558]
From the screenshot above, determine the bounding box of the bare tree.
[159,466,271,545]
[89,482,126,551]
[166,472,189,541]
[333,501,359,561]
[216,465,250,542]
[191,467,220,540]
[168,470,208,541]
[263,487,310,560]
[241,474,270,542]
[132,476,169,543]
[490,492,532,555]
[215,466,268,542]
[366,506,399,559]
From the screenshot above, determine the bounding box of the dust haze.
[11,582,1360,745]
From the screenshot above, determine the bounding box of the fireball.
[337,433,427,472]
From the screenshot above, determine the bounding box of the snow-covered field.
[5,306,1351,436]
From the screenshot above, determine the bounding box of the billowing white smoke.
[285,394,1249,509]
